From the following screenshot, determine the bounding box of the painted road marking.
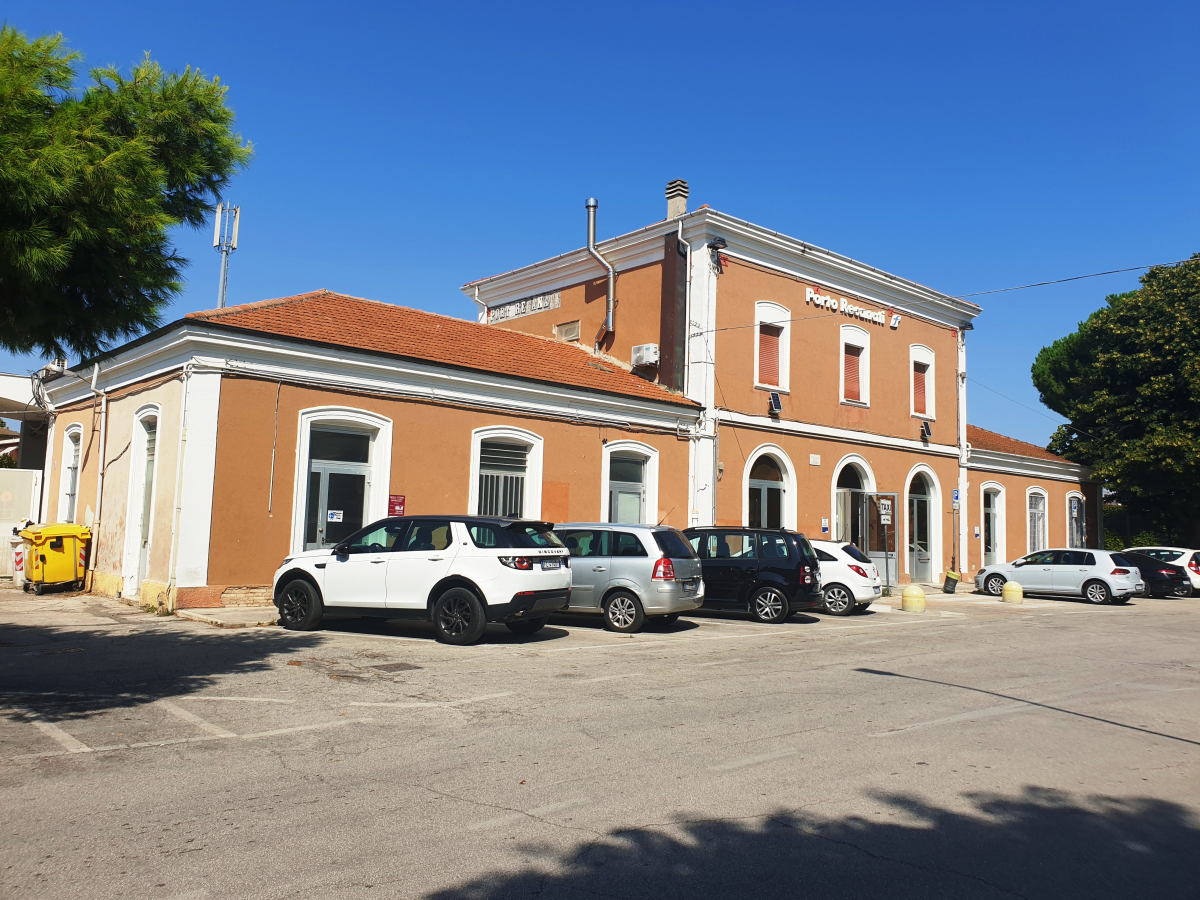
[349,692,513,709]
[709,748,798,772]
[579,672,642,684]
[241,718,373,740]
[160,701,237,738]
[469,798,588,831]
[177,696,297,704]
[25,713,92,754]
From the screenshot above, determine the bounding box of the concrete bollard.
[901,584,926,613]
[1002,581,1024,604]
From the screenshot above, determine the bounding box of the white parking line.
[349,692,513,709]
[468,798,588,831]
[160,701,237,738]
[579,673,642,684]
[26,714,92,754]
[241,718,373,740]
[709,748,798,772]
[177,696,297,704]
[693,658,746,668]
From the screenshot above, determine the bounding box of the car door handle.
[428,556,444,561]
[370,559,386,564]
[593,566,606,572]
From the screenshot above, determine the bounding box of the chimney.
[666,179,689,219]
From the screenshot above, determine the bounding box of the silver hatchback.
[554,524,705,632]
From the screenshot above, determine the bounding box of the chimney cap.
[665,179,689,198]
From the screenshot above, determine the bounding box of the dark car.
[1119,551,1191,598]
[683,527,823,623]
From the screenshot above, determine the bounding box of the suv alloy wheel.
[278,579,324,631]
[433,587,488,645]
[750,586,789,624]
[603,591,645,633]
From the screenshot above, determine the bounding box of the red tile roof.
[186,291,696,408]
[967,425,1072,464]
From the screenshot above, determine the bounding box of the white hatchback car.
[974,548,1145,604]
[272,516,571,644]
[1126,547,1200,596]
[810,540,882,615]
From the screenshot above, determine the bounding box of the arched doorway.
[908,472,933,582]
[748,455,784,528]
[835,464,866,546]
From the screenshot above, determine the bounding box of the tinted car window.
[468,524,506,548]
[1110,553,1131,567]
[508,524,565,549]
[841,543,871,564]
[404,521,452,552]
[710,532,756,560]
[815,548,838,562]
[653,529,697,559]
[760,534,791,560]
[1138,549,1182,561]
[1060,550,1090,565]
[792,533,817,563]
[344,521,407,553]
[559,529,609,557]
[1023,550,1058,565]
[613,532,649,557]
[686,532,707,558]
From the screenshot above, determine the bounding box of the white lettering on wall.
[806,287,888,327]
[488,290,562,324]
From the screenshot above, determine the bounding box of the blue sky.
[3,1,1197,445]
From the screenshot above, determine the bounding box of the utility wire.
[955,259,1192,298]
[968,377,1101,442]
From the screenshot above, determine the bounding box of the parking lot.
[2,588,1198,899]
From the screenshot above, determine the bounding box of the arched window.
[981,483,1004,567]
[600,440,659,525]
[123,407,161,595]
[755,301,790,391]
[1028,489,1048,553]
[1067,492,1086,548]
[840,325,871,406]
[748,455,783,528]
[910,344,935,419]
[468,426,544,521]
[58,424,83,523]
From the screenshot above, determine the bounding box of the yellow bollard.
[901,584,926,613]
[1002,581,1024,604]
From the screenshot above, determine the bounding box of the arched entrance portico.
[742,445,796,529]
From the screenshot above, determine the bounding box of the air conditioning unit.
[631,343,660,367]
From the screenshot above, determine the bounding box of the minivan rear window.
[653,529,697,559]
[506,524,565,549]
[841,543,871,564]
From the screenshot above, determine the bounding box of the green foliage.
[1033,256,1200,544]
[0,453,16,468]
[1103,532,1124,551]
[0,26,252,359]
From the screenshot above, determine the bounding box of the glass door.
[983,491,999,566]
[865,492,898,586]
[908,475,932,582]
[609,455,645,524]
[304,429,371,550]
[748,456,784,529]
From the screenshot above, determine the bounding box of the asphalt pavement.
[1,587,1197,899]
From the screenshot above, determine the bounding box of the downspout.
[586,198,615,351]
[165,361,195,612]
[956,326,970,575]
[88,364,108,589]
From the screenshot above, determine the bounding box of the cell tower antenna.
[214,202,241,308]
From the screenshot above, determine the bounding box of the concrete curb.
[175,608,279,629]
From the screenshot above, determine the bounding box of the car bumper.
[645,580,705,613]
[487,589,571,622]
[788,591,826,612]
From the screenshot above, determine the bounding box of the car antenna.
[657,508,675,526]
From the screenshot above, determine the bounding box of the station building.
[35,184,1099,608]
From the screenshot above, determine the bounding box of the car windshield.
[841,543,871,564]
[506,523,564,549]
[653,529,697,559]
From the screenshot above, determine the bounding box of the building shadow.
[0,620,323,721]
[427,786,1199,899]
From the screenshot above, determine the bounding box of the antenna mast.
[213,202,241,308]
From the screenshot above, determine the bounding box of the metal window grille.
[478,440,528,517]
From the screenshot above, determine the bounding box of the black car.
[1118,552,1191,598]
[683,527,823,623]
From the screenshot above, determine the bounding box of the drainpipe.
[586,198,615,351]
[165,361,194,612]
[88,364,108,588]
[956,326,969,574]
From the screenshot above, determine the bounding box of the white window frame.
[979,481,1005,567]
[909,344,936,420]
[753,301,791,393]
[468,426,543,520]
[122,404,162,596]
[57,424,83,523]
[903,463,944,582]
[1026,486,1049,554]
[599,440,659,524]
[829,453,877,542]
[839,324,871,407]
[289,407,393,555]
[741,444,797,529]
[1065,490,1086,548]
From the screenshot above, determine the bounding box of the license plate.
[873,587,882,596]
[682,580,698,593]
[540,559,561,570]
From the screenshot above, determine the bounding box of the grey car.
[974,548,1145,604]
[554,523,705,633]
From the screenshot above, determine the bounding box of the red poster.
[388,495,406,516]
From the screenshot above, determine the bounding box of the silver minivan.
[554,523,705,633]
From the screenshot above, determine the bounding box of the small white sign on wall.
[821,517,829,534]
[327,510,343,523]
[809,454,821,466]
[975,526,980,538]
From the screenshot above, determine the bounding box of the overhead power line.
[955,259,1191,298]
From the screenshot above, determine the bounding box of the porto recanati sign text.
[806,287,899,328]
[488,290,561,324]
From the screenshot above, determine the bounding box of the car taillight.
[1158,569,1177,577]
[1190,559,1200,574]
[652,558,675,581]
[849,565,868,579]
[1111,568,1130,575]
[499,556,533,570]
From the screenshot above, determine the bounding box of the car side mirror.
[333,543,349,556]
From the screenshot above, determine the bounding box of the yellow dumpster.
[19,524,91,595]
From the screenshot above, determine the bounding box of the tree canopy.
[1032,255,1200,544]
[0,26,251,359]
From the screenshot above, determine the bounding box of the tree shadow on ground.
[428,786,1200,900]
[0,619,322,721]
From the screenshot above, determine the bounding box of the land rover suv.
[272,516,571,644]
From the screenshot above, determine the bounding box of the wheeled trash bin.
[18,524,91,595]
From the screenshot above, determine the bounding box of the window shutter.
[758,324,781,386]
[913,362,927,415]
[844,345,862,401]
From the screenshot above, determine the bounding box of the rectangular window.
[758,324,782,386]
[913,362,928,416]
[844,345,862,402]
[478,440,528,517]
[1028,493,1047,553]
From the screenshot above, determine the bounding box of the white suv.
[810,540,882,615]
[272,517,571,644]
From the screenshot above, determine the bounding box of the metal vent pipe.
[586,198,615,349]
